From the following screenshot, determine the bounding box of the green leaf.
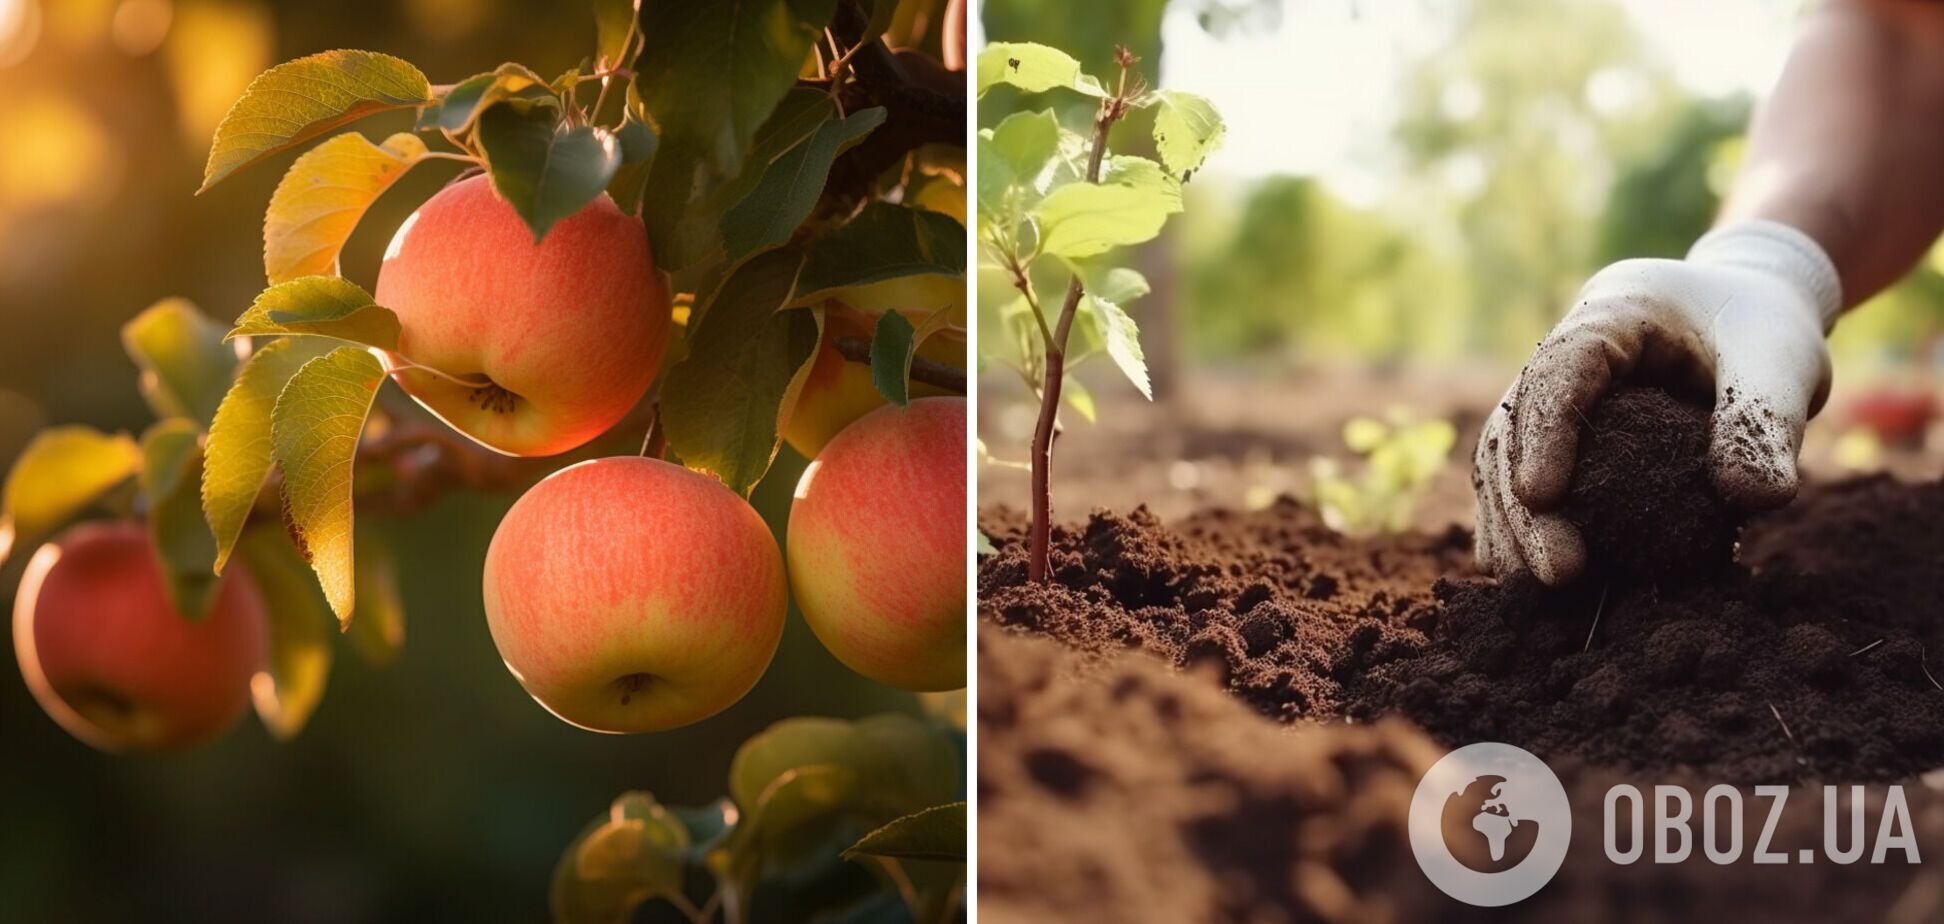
[593,0,639,69]
[271,347,385,624]
[724,764,862,882]
[843,802,966,863]
[647,88,834,272]
[122,298,239,427]
[348,525,406,666]
[1083,293,1150,399]
[479,104,624,242]
[729,714,961,820]
[868,309,916,406]
[721,105,885,260]
[228,276,401,351]
[976,532,998,557]
[264,132,427,284]
[203,338,335,574]
[140,420,220,619]
[1033,155,1182,259]
[987,110,1065,200]
[553,791,691,924]
[635,0,839,176]
[235,522,334,739]
[0,427,142,565]
[661,250,816,494]
[200,50,432,193]
[420,64,553,135]
[1152,90,1225,177]
[794,203,966,304]
[974,42,1106,97]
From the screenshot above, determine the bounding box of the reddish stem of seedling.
[1027,48,1138,583]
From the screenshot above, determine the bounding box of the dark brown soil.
[1563,388,1739,582]
[982,474,1944,783]
[979,627,1944,924]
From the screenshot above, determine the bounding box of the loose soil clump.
[1562,387,1739,581]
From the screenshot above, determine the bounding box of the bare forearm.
[1720,0,1944,308]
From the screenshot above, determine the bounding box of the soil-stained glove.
[1474,219,1842,585]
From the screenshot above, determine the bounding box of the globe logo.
[1409,742,1572,906]
[1442,774,1541,873]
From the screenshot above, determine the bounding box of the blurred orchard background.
[0,1,956,921]
[975,0,1944,527]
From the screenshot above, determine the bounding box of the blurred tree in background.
[982,0,1944,374]
[0,2,954,921]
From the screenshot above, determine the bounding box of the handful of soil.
[1563,387,1741,582]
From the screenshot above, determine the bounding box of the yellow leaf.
[264,132,427,284]
[270,347,384,623]
[200,50,430,193]
[0,426,143,563]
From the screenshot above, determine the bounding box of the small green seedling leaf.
[552,791,692,924]
[843,802,967,863]
[975,42,1107,97]
[203,337,336,573]
[200,50,431,193]
[139,420,221,619]
[721,106,886,260]
[264,132,427,284]
[794,203,966,303]
[235,522,334,739]
[479,103,623,242]
[976,532,998,556]
[1083,294,1150,400]
[978,108,1061,222]
[869,309,917,406]
[122,298,239,427]
[1033,155,1182,259]
[229,276,401,351]
[271,347,385,624]
[1151,90,1225,177]
[0,426,143,565]
[662,250,816,494]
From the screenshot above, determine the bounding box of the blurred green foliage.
[0,1,952,921]
[990,0,1944,374]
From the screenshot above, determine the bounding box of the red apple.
[376,175,670,457]
[788,397,965,691]
[13,520,267,751]
[482,457,788,732]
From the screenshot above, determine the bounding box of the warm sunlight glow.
[0,0,41,68]
[0,92,117,210]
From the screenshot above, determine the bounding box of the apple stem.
[386,358,494,390]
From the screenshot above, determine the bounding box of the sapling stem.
[1026,46,1138,583]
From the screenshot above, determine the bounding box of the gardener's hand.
[1474,220,1842,585]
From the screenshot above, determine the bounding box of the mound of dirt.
[978,500,1471,721]
[980,627,1944,924]
[1563,388,1739,581]
[979,476,1944,782]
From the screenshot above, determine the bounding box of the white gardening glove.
[1474,219,1842,585]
